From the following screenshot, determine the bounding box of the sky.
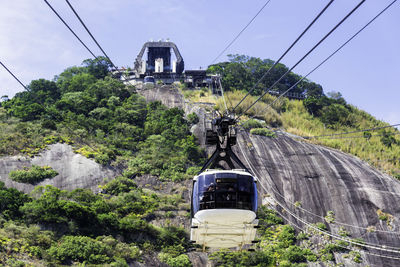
[0,0,399,125]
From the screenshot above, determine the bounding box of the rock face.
[139,86,400,266]
[138,85,185,109]
[234,132,400,266]
[0,143,118,193]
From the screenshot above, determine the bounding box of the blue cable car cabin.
[190,169,259,249]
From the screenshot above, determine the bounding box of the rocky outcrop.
[138,85,185,109]
[139,85,400,266]
[0,143,118,193]
[234,131,400,266]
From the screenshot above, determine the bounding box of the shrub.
[187,112,199,125]
[241,119,264,130]
[48,235,112,264]
[9,165,58,184]
[165,254,192,267]
[100,176,137,195]
[250,128,276,137]
[0,181,31,220]
[315,222,327,231]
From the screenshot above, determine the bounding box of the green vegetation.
[250,128,276,137]
[1,53,395,265]
[206,54,400,178]
[0,57,198,265]
[241,119,265,130]
[0,179,190,265]
[9,165,58,184]
[1,57,203,181]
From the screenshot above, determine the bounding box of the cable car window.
[198,175,216,210]
[192,181,199,215]
[196,173,257,212]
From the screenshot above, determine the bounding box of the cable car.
[143,76,155,89]
[190,169,259,248]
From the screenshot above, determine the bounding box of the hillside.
[1,57,400,266]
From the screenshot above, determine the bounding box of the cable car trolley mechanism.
[190,113,259,249]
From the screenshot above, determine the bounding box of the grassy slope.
[183,87,400,178]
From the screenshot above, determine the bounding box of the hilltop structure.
[115,39,220,89]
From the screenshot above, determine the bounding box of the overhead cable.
[237,129,400,237]
[304,123,400,139]
[310,131,400,140]
[43,0,97,59]
[236,0,366,120]
[252,0,398,122]
[232,0,335,113]
[0,60,29,91]
[270,204,400,261]
[64,0,119,72]
[239,139,400,253]
[210,0,273,65]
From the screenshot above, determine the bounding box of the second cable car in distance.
[190,114,259,249]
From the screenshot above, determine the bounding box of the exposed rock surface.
[138,85,184,109]
[234,132,400,266]
[0,143,118,193]
[141,85,400,266]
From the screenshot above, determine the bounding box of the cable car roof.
[194,169,258,182]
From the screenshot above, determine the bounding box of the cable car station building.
[117,40,218,88]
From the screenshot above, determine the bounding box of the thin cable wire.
[232,0,335,113]
[210,0,273,65]
[236,0,366,120]
[304,123,400,139]
[270,204,400,261]
[240,139,400,253]
[64,0,118,72]
[0,60,29,91]
[251,0,399,121]
[238,128,400,237]
[311,131,400,140]
[43,0,97,59]
[218,78,228,112]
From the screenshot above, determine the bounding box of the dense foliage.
[0,178,191,265]
[0,57,201,265]
[1,56,203,181]
[1,54,397,265]
[207,54,323,98]
[204,54,400,177]
[9,165,58,184]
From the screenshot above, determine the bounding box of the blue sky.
[0,0,399,125]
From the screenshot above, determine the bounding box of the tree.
[28,79,60,104]
[320,104,350,127]
[1,95,9,102]
[82,56,112,79]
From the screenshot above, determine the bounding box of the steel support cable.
[210,0,273,65]
[236,0,366,121]
[312,131,400,140]
[237,129,400,238]
[209,0,275,117]
[64,0,124,78]
[239,139,400,254]
[232,0,335,113]
[269,204,400,261]
[43,0,97,59]
[0,61,29,91]
[304,123,400,139]
[249,0,399,122]
[218,78,228,112]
